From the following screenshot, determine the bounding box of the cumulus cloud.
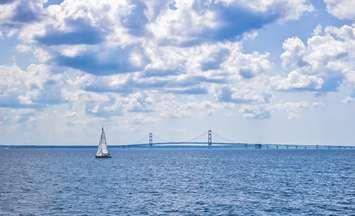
[84,73,218,95]
[277,24,355,95]
[84,94,122,117]
[2,0,312,75]
[0,0,44,37]
[126,92,153,113]
[239,105,271,119]
[0,0,321,125]
[200,48,229,71]
[217,86,271,104]
[272,70,323,91]
[149,2,277,46]
[0,64,66,108]
[55,44,149,75]
[35,18,104,45]
[121,0,148,36]
[148,0,312,46]
[281,37,306,68]
[324,0,355,19]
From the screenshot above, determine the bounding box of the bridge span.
[119,130,354,149]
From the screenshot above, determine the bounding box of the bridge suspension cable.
[212,130,237,143]
[182,130,208,143]
[131,129,239,146]
[147,129,211,144]
[153,134,172,143]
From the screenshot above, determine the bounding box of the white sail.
[101,128,108,154]
[96,143,102,156]
[96,128,109,157]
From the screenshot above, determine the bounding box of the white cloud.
[272,70,323,91]
[0,0,325,128]
[126,92,153,113]
[217,85,271,104]
[324,0,355,19]
[0,64,67,108]
[0,0,44,37]
[281,37,306,68]
[236,0,313,20]
[147,0,313,46]
[277,24,355,95]
[84,93,122,117]
[238,105,271,119]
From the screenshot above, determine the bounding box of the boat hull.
[95,154,111,159]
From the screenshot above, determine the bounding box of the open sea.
[0,146,354,215]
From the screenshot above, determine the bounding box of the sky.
[0,0,355,146]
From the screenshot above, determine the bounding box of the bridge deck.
[117,142,354,149]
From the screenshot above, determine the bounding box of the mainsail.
[96,128,110,158]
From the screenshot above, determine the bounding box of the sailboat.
[95,127,111,158]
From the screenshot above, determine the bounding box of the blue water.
[0,147,355,215]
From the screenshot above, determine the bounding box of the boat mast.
[100,128,108,154]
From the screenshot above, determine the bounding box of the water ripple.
[0,147,355,215]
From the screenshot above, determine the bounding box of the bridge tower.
[149,132,153,146]
[208,129,212,146]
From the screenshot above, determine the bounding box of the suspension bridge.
[119,130,354,149]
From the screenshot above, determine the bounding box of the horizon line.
[1,142,355,148]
